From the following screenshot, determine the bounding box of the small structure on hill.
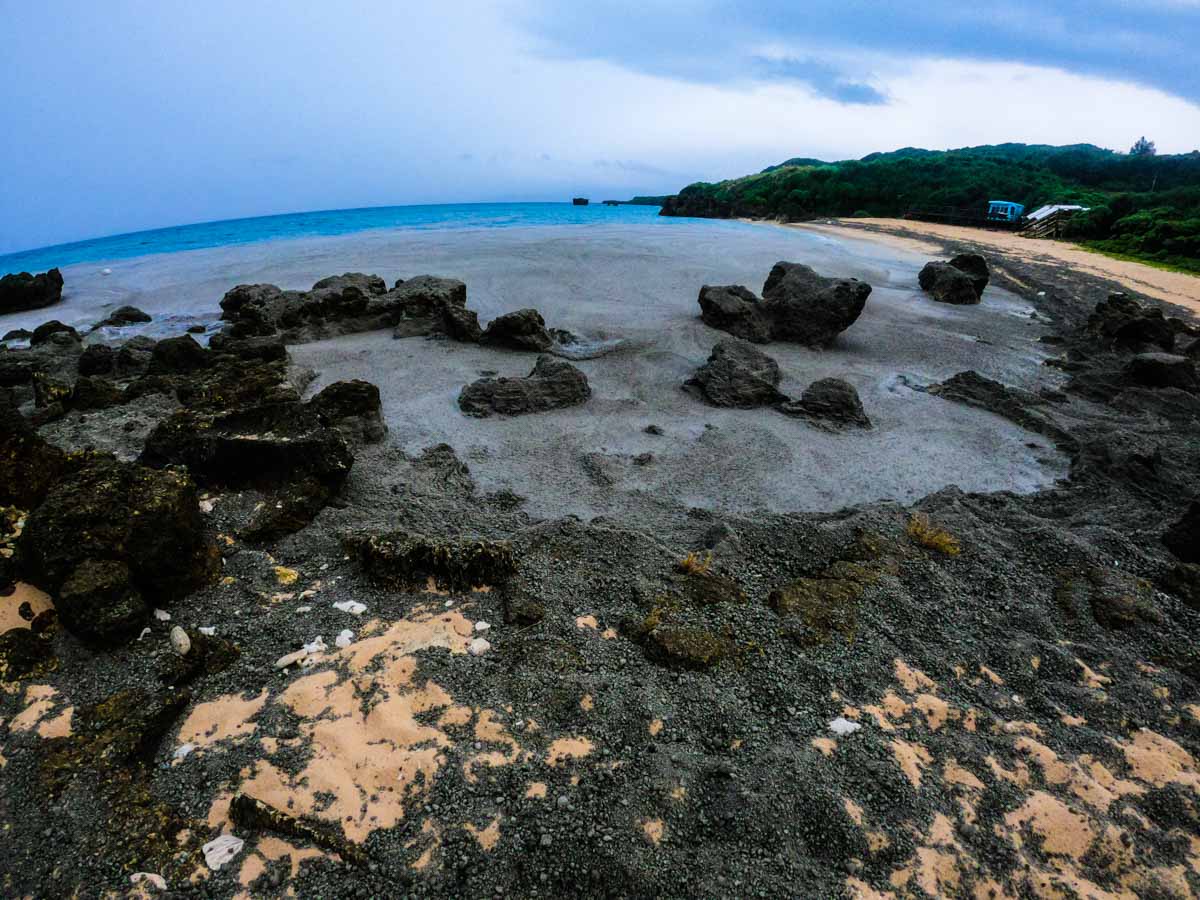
[986,200,1025,223]
[1023,204,1090,239]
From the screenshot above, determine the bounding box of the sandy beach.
[786,217,1200,314]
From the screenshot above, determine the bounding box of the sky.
[1,0,1198,254]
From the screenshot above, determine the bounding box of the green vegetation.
[661,143,1200,272]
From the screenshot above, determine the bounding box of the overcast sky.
[2,0,1198,253]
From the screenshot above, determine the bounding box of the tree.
[1130,136,1157,157]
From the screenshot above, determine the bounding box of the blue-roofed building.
[986,200,1025,222]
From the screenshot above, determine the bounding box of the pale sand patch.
[177,689,269,750]
[890,738,932,788]
[10,684,73,738]
[893,659,936,693]
[648,718,663,737]
[546,736,594,767]
[789,219,1200,313]
[811,737,837,757]
[640,818,664,846]
[0,583,53,633]
[464,816,502,851]
[1005,791,1095,858]
[524,782,547,800]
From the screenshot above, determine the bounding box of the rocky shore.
[3,238,1200,899]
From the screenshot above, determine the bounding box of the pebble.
[474,621,491,632]
[153,609,171,622]
[137,627,151,642]
[198,626,216,636]
[332,600,367,616]
[173,743,195,762]
[169,626,191,656]
[130,873,167,890]
[335,629,355,649]
[201,834,244,870]
[469,637,492,657]
[828,716,861,736]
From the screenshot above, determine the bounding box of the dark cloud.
[520,0,1200,103]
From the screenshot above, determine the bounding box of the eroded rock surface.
[0,268,63,315]
[684,338,784,408]
[458,355,590,417]
[778,378,871,430]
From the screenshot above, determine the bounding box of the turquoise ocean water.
[0,202,666,277]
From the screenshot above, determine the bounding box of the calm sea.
[0,202,665,277]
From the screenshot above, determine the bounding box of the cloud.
[518,0,1200,103]
[752,56,887,105]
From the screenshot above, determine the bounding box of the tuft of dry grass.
[906,512,962,557]
[676,550,714,576]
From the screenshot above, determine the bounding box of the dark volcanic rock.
[220,273,472,344]
[206,333,288,363]
[17,458,217,644]
[1087,292,1175,352]
[30,320,80,346]
[437,304,483,343]
[78,344,116,376]
[697,285,771,344]
[70,376,123,411]
[240,477,335,544]
[343,529,517,590]
[148,335,210,375]
[761,262,871,345]
[778,378,871,430]
[684,338,785,408]
[1122,353,1199,392]
[458,355,590,417]
[1163,502,1200,564]
[479,309,553,352]
[0,268,63,314]
[0,393,68,508]
[931,370,1075,448]
[948,253,990,297]
[57,559,147,646]
[918,262,981,305]
[308,379,387,446]
[94,306,151,329]
[2,328,32,341]
[141,401,353,492]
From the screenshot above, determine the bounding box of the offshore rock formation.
[698,262,871,346]
[458,355,591,417]
[0,268,63,315]
[777,378,872,430]
[684,338,785,408]
[480,308,554,352]
[918,253,991,305]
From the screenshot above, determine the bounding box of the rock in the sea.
[30,320,80,346]
[0,268,63,314]
[459,355,590,417]
[1122,353,1199,392]
[697,285,772,344]
[307,379,387,446]
[778,378,871,430]
[1087,292,1175,352]
[94,305,152,329]
[2,328,32,341]
[918,261,981,305]
[1163,502,1200,564]
[17,458,218,645]
[684,338,785,408]
[698,264,870,346]
[479,309,554,352]
[343,529,517,590]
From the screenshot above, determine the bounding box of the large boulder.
[17,458,218,645]
[760,262,871,345]
[0,268,63,315]
[697,285,771,344]
[697,265,870,347]
[458,355,590,417]
[148,334,210,374]
[948,253,990,298]
[778,378,871,430]
[479,309,553,351]
[78,344,116,376]
[1122,353,1199,392]
[30,320,80,346]
[918,262,980,305]
[684,338,785,408]
[308,379,387,446]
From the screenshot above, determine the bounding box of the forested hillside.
[660,144,1200,272]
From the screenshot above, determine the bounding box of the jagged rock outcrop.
[698,263,870,346]
[218,272,475,344]
[307,379,387,446]
[930,370,1075,448]
[685,339,785,408]
[94,306,151,329]
[479,309,554,351]
[0,392,68,508]
[948,253,990,297]
[343,529,517,590]
[1087,292,1176,352]
[458,355,590,417]
[1122,353,1199,392]
[778,378,871,430]
[0,268,63,314]
[31,320,80,346]
[17,458,218,646]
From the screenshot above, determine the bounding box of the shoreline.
[777,217,1200,315]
